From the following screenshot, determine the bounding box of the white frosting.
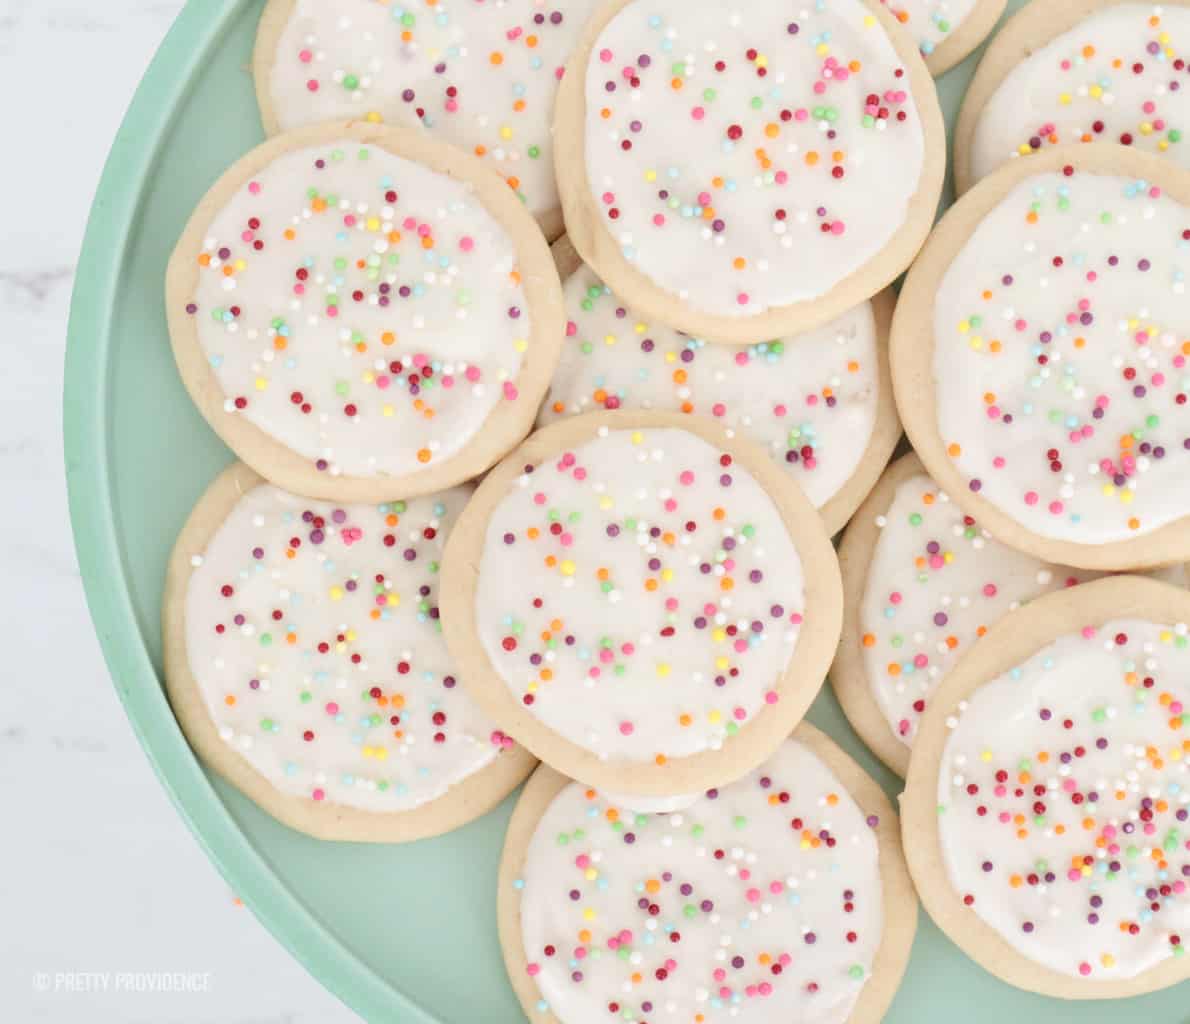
[599,790,701,814]
[937,618,1190,979]
[541,264,881,511]
[878,0,981,61]
[860,472,1096,750]
[859,469,1188,752]
[265,0,602,221]
[581,0,926,317]
[475,426,807,763]
[185,140,531,481]
[184,481,506,812]
[970,4,1190,186]
[517,739,884,1022]
[932,169,1190,544]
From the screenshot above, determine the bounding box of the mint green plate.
[64,1,1189,1020]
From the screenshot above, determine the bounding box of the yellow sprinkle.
[254,378,268,391]
[656,663,671,678]
[561,560,576,576]
[330,586,343,601]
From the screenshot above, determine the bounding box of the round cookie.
[892,144,1190,570]
[543,237,901,536]
[162,462,535,842]
[166,120,564,503]
[955,0,1190,194]
[879,0,1007,77]
[553,0,946,345]
[498,722,917,1024]
[834,451,1188,775]
[253,0,606,240]
[901,574,1190,997]
[440,411,843,796]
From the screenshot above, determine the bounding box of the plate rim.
[63,2,438,1020]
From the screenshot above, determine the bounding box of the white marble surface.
[1,2,357,1020]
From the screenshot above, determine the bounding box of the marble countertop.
[2,2,356,1019]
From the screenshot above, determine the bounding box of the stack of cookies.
[161,0,1190,1018]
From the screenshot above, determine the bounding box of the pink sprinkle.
[325,702,340,715]
[299,49,312,63]
[248,181,261,195]
[619,721,634,735]
[746,888,761,902]
[712,402,726,417]
[504,382,519,400]
[692,106,705,120]
[653,213,666,226]
[983,584,998,597]
[599,48,613,63]
[465,366,482,382]
[1049,501,1064,515]
[764,691,779,705]
[680,470,695,485]
[459,236,474,252]
[737,293,749,305]
[533,492,547,505]
[307,79,319,92]
[1079,963,1092,976]
[1025,491,1039,506]
[526,964,540,977]
[733,706,747,721]
[830,221,845,235]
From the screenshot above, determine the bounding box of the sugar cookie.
[543,237,901,536]
[955,0,1190,194]
[254,0,604,239]
[166,121,564,502]
[834,452,1188,775]
[440,412,843,795]
[901,574,1190,997]
[162,462,535,842]
[553,0,945,344]
[893,145,1190,570]
[498,722,917,1024]
[878,0,1006,76]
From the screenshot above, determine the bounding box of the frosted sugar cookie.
[878,0,1006,76]
[892,145,1190,571]
[553,0,945,344]
[162,462,535,842]
[440,412,843,795]
[166,121,564,503]
[834,451,1189,775]
[955,0,1190,194]
[498,723,917,1024]
[901,574,1190,997]
[254,0,605,240]
[542,238,901,536]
